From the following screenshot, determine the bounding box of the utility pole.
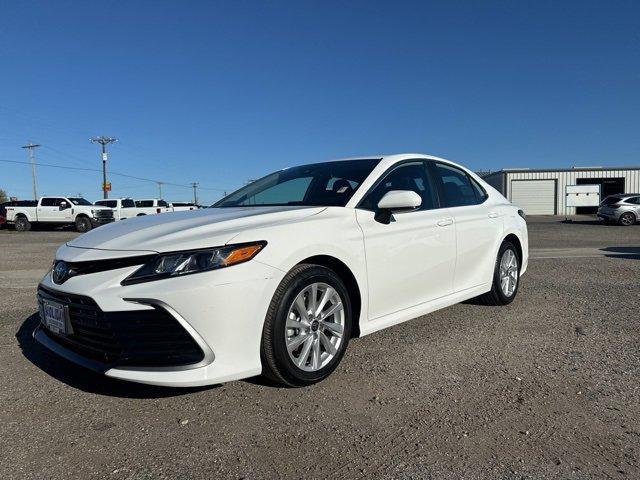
[191,182,199,205]
[157,182,163,199]
[90,136,117,199]
[21,142,41,200]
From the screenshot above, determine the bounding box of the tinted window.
[214,159,380,208]
[434,163,480,207]
[158,200,168,207]
[41,198,63,207]
[601,196,621,206]
[68,197,92,206]
[137,200,154,208]
[122,199,135,208]
[627,196,640,205]
[359,162,436,211]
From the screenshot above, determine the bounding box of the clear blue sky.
[1,0,639,203]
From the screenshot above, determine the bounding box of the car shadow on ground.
[601,246,640,260]
[16,312,218,398]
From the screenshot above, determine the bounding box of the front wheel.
[75,216,92,233]
[261,264,352,387]
[478,241,521,306]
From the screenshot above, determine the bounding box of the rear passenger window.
[359,162,437,211]
[434,163,483,207]
[41,198,63,207]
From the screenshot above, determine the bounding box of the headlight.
[121,241,266,285]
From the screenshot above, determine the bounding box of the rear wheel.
[14,216,31,232]
[261,264,352,387]
[478,241,520,306]
[75,216,92,232]
[619,212,636,226]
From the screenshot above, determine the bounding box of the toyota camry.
[35,153,528,387]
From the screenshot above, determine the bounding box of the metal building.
[482,166,640,215]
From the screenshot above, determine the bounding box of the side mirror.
[375,190,422,224]
[59,201,68,210]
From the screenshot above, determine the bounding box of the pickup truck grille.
[94,209,114,220]
[37,286,205,368]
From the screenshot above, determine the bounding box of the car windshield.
[68,197,92,206]
[212,159,380,208]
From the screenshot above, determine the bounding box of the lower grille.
[37,286,204,368]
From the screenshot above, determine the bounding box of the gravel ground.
[1,218,639,479]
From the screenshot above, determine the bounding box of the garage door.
[511,180,556,215]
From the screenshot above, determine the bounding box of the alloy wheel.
[285,282,345,372]
[620,213,634,226]
[499,249,519,297]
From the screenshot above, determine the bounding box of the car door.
[431,162,502,292]
[355,161,456,320]
[37,198,66,221]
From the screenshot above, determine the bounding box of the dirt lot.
[1,217,639,479]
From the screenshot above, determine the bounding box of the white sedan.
[35,154,528,387]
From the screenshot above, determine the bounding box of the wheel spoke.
[321,320,344,337]
[296,336,314,367]
[309,284,318,315]
[294,295,310,323]
[315,286,335,317]
[311,337,321,369]
[321,302,343,320]
[319,331,337,356]
[501,276,509,293]
[286,317,308,330]
[287,333,308,352]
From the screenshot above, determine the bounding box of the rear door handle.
[488,212,499,218]
[437,218,454,227]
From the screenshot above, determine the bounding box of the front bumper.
[91,217,115,227]
[36,258,283,387]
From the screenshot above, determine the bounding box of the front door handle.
[437,218,454,227]
[488,212,499,218]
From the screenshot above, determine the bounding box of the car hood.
[66,206,325,254]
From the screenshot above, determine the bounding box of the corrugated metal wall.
[505,169,640,215]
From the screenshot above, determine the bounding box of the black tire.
[137,213,146,216]
[619,212,636,226]
[75,216,92,233]
[478,241,521,306]
[14,215,31,232]
[261,264,352,387]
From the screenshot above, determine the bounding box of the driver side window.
[359,162,436,211]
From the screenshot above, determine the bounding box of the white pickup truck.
[5,196,115,232]
[94,198,139,220]
[169,201,199,212]
[133,199,172,215]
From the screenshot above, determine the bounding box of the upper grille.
[37,286,204,368]
[94,209,114,219]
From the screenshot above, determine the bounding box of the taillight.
[156,208,161,213]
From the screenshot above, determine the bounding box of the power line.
[0,158,232,193]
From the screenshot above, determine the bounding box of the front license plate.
[42,301,67,335]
